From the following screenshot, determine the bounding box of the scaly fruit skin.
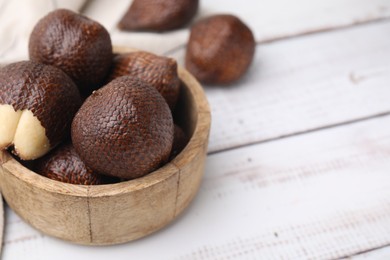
[0,60,82,159]
[36,143,114,185]
[72,76,174,180]
[29,9,113,96]
[118,0,199,32]
[185,14,255,85]
[109,51,180,110]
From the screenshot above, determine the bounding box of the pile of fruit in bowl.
[0,9,210,245]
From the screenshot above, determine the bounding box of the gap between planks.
[256,16,390,45]
[208,111,390,156]
[337,243,390,259]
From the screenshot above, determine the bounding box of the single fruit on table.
[170,124,189,160]
[185,14,255,85]
[71,76,174,180]
[0,61,81,160]
[35,143,115,185]
[109,51,180,110]
[29,9,113,96]
[118,0,199,32]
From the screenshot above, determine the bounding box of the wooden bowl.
[0,48,211,245]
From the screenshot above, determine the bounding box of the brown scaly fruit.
[0,61,81,160]
[72,76,174,180]
[185,14,255,85]
[118,0,199,32]
[35,143,116,185]
[108,51,180,110]
[29,9,113,96]
[170,124,189,160]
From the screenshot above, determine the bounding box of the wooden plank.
[3,112,390,259]
[82,0,390,54]
[169,21,390,153]
[197,0,390,43]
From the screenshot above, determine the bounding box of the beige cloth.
[83,0,191,56]
[0,0,86,64]
[0,0,192,64]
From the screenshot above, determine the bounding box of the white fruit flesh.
[14,110,50,160]
[0,104,22,149]
[0,105,50,160]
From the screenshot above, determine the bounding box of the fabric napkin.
[0,0,86,64]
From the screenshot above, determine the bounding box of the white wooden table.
[1,0,390,259]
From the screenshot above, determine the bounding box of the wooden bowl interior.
[173,80,197,138]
